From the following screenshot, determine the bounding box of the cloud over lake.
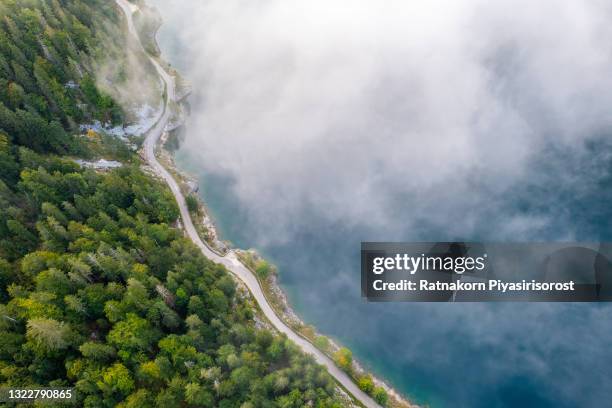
[162,0,612,243]
[151,1,612,406]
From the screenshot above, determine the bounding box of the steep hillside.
[0,1,348,407]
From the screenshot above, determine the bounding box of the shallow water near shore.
[149,1,612,406]
[173,148,612,408]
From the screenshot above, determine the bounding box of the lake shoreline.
[162,134,418,408]
[140,1,419,406]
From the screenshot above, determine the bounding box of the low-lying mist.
[161,0,612,244]
[94,13,162,120]
[150,0,612,406]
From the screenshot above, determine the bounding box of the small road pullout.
[115,1,382,407]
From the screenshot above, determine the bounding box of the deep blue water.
[149,1,612,405]
[174,144,612,408]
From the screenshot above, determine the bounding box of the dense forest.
[0,1,348,406]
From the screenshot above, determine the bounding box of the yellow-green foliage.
[0,3,348,406]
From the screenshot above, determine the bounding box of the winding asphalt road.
[115,1,381,407]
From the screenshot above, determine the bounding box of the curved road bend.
[115,1,381,407]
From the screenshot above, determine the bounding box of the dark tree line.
[0,0,123,156]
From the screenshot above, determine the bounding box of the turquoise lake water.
[172,149,612,408]
[149,2,612,406]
